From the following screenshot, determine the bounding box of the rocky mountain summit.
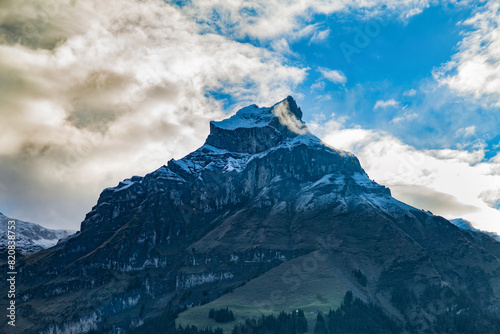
[2,97,500,333]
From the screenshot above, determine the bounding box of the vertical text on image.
[6,220,17,327]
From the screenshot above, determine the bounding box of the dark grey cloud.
[390,184,480,216]
[64,70,138,133]
[0,0,82,50]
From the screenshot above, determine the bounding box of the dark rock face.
[2,97,500,333]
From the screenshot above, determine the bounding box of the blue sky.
[1,0,499,234]
[203,1,497,153]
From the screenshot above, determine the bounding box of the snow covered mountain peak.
[0,212,75,254]
[212,96,304,131]
[161,96,357,179]
[206,96,310,154]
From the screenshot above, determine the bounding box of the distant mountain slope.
[450,218,500,242]
[2,97,500,333]
[0,212,75,254]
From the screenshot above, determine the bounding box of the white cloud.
[172,0,442,40]
[308,113,348,136]
[402,7,424,20]
[310,28,331,43]
[391,112,418,123]
[374,98,399,110]
[436,1,500,105]
[456,126,476,137]
[270,38,294,55]
[403,88,417,96]
[318,67,347,84]
[317,125,500,235]
[479,189,500,209]
[311,81,326,91]
[0,0,307,229]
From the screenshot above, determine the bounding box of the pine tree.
[314,313,327,334]
[344,290,353,306]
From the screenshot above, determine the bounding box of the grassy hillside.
[177,252,349,333]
